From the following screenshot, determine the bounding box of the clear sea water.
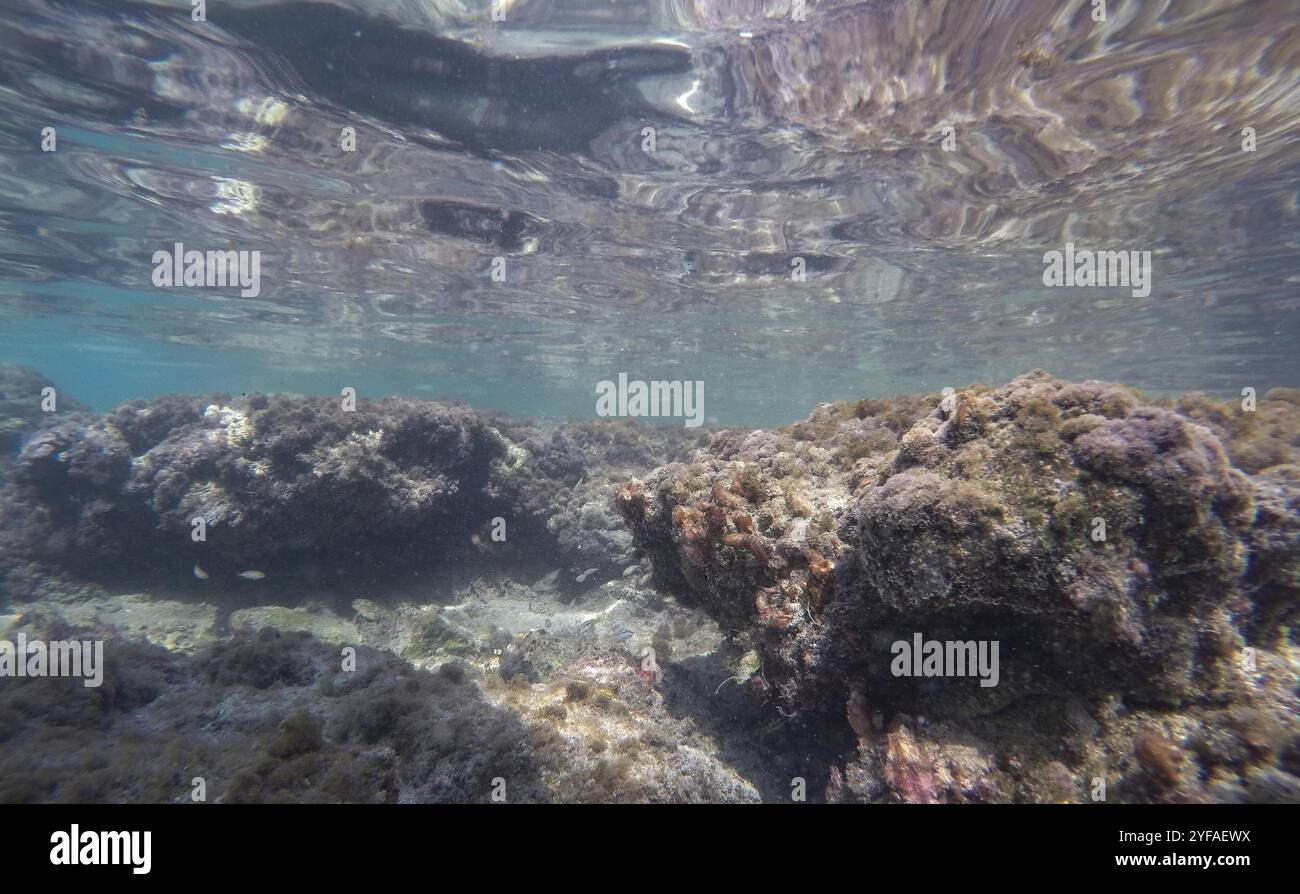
[2,0,1296,425]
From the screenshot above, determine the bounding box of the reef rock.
[487,417,708,578]
[7,394,501,579]
[618,371,1300,802]
[2,387,706,584]
[0,365,87,457]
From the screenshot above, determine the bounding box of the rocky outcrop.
[618,371,1300,802]
[487,417,709,577]
[0,365,87,457]
[6,393,501,579]
[2,387,703,584]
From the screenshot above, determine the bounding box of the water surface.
[1,0,1297,422]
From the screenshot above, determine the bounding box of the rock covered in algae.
[618,371,1300,802]
[0,607,757,803]
[6,393,501,577]
[0,620,548,803]
[485,416,709,578]
[0,365,87,457]
[1,385,706,583]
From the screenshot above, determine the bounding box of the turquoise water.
[1,0,1296,423]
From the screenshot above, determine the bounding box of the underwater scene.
[0,0,1298,808]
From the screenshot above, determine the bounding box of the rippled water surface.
[2,0,1298,422]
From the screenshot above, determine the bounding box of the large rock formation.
[618,371,1300,802]
[1,385,702,584]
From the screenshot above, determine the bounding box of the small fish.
[577,618,597,635]
[237,570,266,580]
[575,567,598,583]
[193,563,209,580]
[612,628,634,643]
[531,569,560,591]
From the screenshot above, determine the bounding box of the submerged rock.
[5,394,499,579]
[0,621,549,803]
[2,389,700,583]
[618,370,1300,802]
[487,416,709,577]
[0,578,756,803]
[0,365,87,457]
